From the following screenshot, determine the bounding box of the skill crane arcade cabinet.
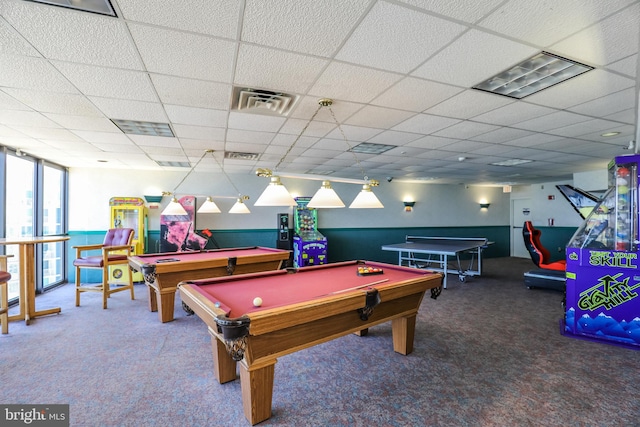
[110,196,148,283]
[292,197,327,268]
[564,153,640,348]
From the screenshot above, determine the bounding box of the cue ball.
[253,297,263,307]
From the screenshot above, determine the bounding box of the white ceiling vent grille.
[225,151,261,161]
[231,87,298,116]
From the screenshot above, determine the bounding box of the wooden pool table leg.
[146,284,158,312]
[156,290,176,323]
[209,328,237,384]
[392,314,417,355]
[239,359,276,425]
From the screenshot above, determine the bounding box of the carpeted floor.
[2,257,639,426]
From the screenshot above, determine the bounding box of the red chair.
[73,228,135,309]
[522,221,566,271]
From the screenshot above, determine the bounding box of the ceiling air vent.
[225,151,261,161]
[231,87,298,116]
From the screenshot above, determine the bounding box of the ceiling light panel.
[225,151,261,161]
[491,159,533,166]
[155,161,191,168]
[111,119,175,137]
[473,52,593,99]
[349,142,396,154]
[27,0,117,16]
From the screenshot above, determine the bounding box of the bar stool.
[0,270,11,334]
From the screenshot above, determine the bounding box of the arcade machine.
[160,195,208,252]
[564,153,640,349]
[109,197,148,283]
[292,197,327,268]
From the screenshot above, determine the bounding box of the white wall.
[69,167,510,231]
[510,181,585,228]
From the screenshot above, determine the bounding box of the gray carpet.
[2,257,639,426]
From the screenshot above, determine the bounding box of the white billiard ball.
[253,297,263,307]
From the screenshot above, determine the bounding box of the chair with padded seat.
[73,228,135,309]
[522,221,566,271]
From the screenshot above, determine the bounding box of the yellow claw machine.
[110,197,148,283]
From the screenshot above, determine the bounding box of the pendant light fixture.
[255,98,383,208]
[161,149,251,215]
[307,180,345,208]
[349,184,384,208]
[229,196,251,214]
[197,196,221,213]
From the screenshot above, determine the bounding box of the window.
[2,148,68,301]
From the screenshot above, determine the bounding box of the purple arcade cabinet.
[292,197,327,268]
[564,153,640,348]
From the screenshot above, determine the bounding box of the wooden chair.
[73,228,135,309]
[0,255,12,334]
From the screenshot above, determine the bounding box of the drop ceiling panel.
[393,114,461,134]
[164,106,228,128]
[0,55,79,93]
[366,130,422,146]
[606,54,637,78]
[150,75,231,109]
[344,106,414,129]
[228,111,286,133]
[472,103,557,126]
[116,0,240,38]
[335,1,466,73]
[89,98,168,122]
[433,121,500,139]
[43,114,120,132]
[129,24,236,82]
[425,90,514,119]
[308,62,403,104]
[477,0,635,47]
[412,30,539,87]
[0,92,30,111]
[512,111,592,133]
[1,1,143,69]
[234,44,328,94]
[372,77,464,112]
[52,62,158,101]
[0,110,63,128]
[171,124,226,141]
[242,0,371,57]
[3,89,100,116]
[550,2,640,67]
[397,0,506,24]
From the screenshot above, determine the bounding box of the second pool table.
[128,247,290,323]
[179,260,443,425]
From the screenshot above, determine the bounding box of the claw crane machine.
[110,197,148,283]
[293,197,327,268]
[564,153,640,349]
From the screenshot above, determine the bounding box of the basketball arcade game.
[564,153,640,348]
[292,197,327,268]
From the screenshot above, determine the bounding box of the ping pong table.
[381,236,490,288]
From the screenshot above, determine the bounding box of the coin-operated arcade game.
[110,197,147,283]
[564,153,640,349]
[293,197,327,268]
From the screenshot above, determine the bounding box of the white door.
[512,198,532,258]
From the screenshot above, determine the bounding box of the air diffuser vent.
[225,151,261,161]
[231,87,298,116]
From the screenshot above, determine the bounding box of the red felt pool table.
[128,247,290,323]
[178,260,443,425]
